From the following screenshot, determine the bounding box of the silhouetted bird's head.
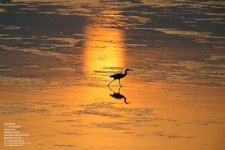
[125,69,132,72]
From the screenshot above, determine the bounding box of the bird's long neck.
[124,70,128,76]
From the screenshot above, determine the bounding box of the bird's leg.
[119,79,122,87]
[108,85,113,92]
[108,79,115,86]
[118,86,122,93]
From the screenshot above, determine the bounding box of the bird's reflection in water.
[108,86,128,104]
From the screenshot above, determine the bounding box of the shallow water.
[1,0,225,87]
[1,84,225,150]
[0,0,225,150]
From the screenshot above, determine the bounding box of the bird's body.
[110,73,126,79]
[108,69,132,86]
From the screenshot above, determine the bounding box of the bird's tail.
[110,75,113,78]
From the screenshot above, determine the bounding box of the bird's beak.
[129,69,133,71]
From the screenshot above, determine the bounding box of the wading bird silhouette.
[108,69,132,86]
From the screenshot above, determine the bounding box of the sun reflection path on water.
[83,10,125,84]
